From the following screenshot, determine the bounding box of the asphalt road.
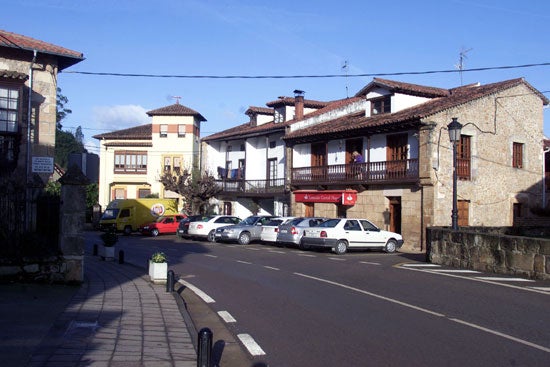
[87,231,550,367]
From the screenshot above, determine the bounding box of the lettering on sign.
[32,157,54,173]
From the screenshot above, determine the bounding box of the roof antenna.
[341,60,350,98]
[171,96,181,104]
[455,47,472,86]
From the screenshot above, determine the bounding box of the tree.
[159,168,221,215]
[56,87,71,130]
[55,129,86,169]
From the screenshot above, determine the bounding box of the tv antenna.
[342,60,349,98]
[171,96,182,104]
[455,47,473,85]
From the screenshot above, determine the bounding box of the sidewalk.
[1,255,197,367]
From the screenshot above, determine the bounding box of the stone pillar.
[58,164,90,283]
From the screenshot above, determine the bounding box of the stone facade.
[428,227,550,280]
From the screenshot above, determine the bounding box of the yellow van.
[99,198,179,234]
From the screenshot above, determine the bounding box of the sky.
[2,0,549,155]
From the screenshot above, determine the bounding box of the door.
[458,200,469,226]
[267,158,277,188]
[388,197,402,234]
[386,134,408,179]
[304,203,314,217]
[311,142,327,180]
[346,138,363,179]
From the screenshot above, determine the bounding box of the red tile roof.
[355,77,449,98]
[0,29,84,70]
[93,124,152,140]
[285,78,548,143]
[246,106,273,116]
[266,97,329,108]
[146,103,206,121]
[0,69,28,80]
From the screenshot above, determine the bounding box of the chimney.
[294,89,305,120]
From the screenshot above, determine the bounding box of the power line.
[62,62,550,79]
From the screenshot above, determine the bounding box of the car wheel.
[298,240,309,250]
[207,230,217,242]
[151,229,159,237]
[385,239,397,253]
[238,232,251,245]
[334,240,348,255]
[123,226,132,235]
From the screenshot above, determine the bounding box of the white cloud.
[92,104,150,132]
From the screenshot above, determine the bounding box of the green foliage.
[145,193,159,198]
[150,251,167,263]
[56,87,72,130]
[55,129,87,170]
[86,183,99,208]
[44,181,61,196]
[159,168,221,215]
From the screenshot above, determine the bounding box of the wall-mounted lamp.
[447,117,463,230]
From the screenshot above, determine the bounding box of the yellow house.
[93,102,206,211]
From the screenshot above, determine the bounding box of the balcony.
[215,178,287,196]
[291,159,419,186]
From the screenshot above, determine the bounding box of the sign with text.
[32,156,54,173]
[294,190,357,205]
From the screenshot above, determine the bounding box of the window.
[512,142,523,168]
[240,144,245,151]
[371,95,391,115]
[0,86,20,133]
[457,135,471,180]
[114,188,126,200]
[160,124,168,137]
[178,124,186,137]
[138,188,151,198]
[173,157,182,173]
[164,157,172,172]
[269,141,276,149]
[114,151,147,173]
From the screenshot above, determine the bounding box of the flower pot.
[99,245,116,261]
[148,260,168,284]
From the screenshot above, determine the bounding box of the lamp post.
[448,117,463,230]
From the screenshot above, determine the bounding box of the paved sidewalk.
[2,255,197,367]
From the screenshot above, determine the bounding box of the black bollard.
[93,244,98,256]
[166,270,175,292]
[118,250,124,264]
[197,328,212,367]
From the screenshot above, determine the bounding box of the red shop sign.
[294,190,357,205]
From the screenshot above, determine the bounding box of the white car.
[276,217,327,248]
[187,215,241,242]
[260,217,295,244]
[301,218,403,254]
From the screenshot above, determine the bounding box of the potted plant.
[99,228,118,261]
[149,251,168,284]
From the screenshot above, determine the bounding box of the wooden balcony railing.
[291,159,419,185]
[215,178,286,195]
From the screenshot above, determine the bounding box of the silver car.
[214,215,279,245]
[276,217,326,248]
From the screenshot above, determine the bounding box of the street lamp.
[448,117,463,230]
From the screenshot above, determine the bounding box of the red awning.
[294,190,357,205]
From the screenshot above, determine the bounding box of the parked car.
[177,215,205,238]
[139,214,186,237]
[276,217,327,248]
[301,218,403,254]
[214,215,279,245]
[187,215,241,242]
[260,217,295,244]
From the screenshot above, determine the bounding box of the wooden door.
[311,142,327,180]
[458,200,469,226]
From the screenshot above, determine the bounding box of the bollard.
[197,327,212,367]
[93,244,98,256]
[166,270,175,292]
[118,250,124,264]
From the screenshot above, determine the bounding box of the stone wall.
[427,227,550,280]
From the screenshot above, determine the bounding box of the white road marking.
[430,269,481,274]
[237,334,266,356]
[401,263,441,267]
[177,279,216,303]
[217,311,236,323]
[360,261,381,266]
[528,287,550,292]
[475,277,534,282]
[294,272,550,353]
[268,250,285,254]
[328,257,346,261]
[298,254,316,257]
[236,260,252,265]
[245,247,261,251]
[204,254,217,258]
[263,266,280,271]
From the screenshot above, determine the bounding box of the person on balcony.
[352,151,364,163]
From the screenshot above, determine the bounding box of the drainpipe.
[543,147,550,208]
[25,50,37,231]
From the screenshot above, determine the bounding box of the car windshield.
[100,209,119,220]
[155,216,167,222]
[201,216,215,222]
[265,219,283,226]
[317,219,340,228]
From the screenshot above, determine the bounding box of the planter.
[99,245,116,261]
[148,260,168,284]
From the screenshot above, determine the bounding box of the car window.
[165,217,174,224]
[241,216,259,225]
[265,219,283,226]
[344,220,361,231]
[318,219,339,228]
[360,220,379,231]
[309,219,324,227]
[231,217,240,224]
